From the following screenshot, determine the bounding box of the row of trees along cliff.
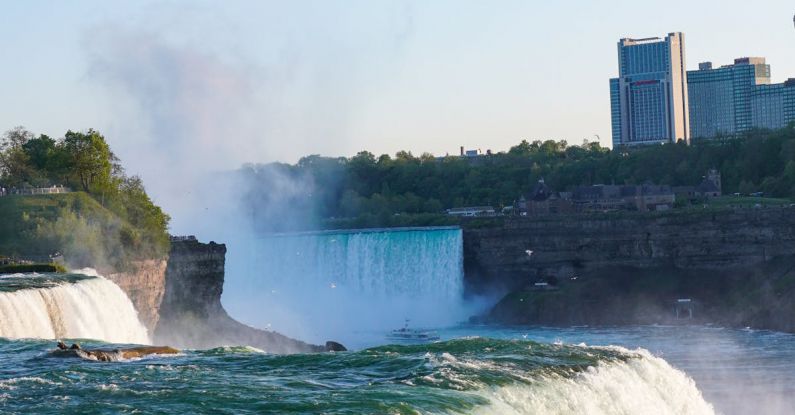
[0,127,169,271]
[239,125,795,231]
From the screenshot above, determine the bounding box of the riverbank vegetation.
[0,263,67,274]
[243,125,795,229]
[0,127,170,269]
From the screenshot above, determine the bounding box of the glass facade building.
[687,58,770,139]
[751,79,795,130]
[609,78,621,147]
[609,33,690,147]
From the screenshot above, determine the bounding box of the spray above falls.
[0,271,149,344]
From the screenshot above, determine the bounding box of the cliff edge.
[465,207,795,331]
[152,239,326,353]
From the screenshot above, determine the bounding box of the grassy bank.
[0,193,163,271]
[0,263,67,274]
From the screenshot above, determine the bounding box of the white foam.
[0,272,150,344]
[474,347,715,415]
[0,376,60,390]
[227,228,468,342]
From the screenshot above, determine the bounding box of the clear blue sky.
[1,0,793,173]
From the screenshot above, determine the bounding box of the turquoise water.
[0,273,91,292]
[0,334,709,414]
[224,227,469,343]
[4,325,795,414]
[1,271,793,414]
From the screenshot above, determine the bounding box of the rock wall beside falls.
[464,207,795,294]
[153,239,326,353]
[105,259,168,333]
[157,239,227,320]
[463,207,795,330]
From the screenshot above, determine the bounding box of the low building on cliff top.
[518,179,676,215]
[518,171,720,216]
[571,183,675,212]
[520,178,574,216]
[673,169,722,202]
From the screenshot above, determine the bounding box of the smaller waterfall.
[0,271,149,344]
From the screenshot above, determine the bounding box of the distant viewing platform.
[0,185,70,197]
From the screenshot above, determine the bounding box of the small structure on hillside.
[674,169,722,202]
[1,185,70,197]
[446,206,496,217]
[571,183,675,212]
[170,235,198,242]
[524,178,575,216]
[1,252,64,265]
[697,169,722,198]
[458,146,492,158]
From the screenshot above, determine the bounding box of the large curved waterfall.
[223,227,467,343]
[0,270,149,344]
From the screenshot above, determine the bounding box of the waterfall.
[223,227,466,343]
[0,271,150,344]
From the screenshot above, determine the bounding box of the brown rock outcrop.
[153,239,326,353]
[105,259,168,332]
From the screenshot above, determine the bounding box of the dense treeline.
[246,125,795,229]
[0,127,170,263]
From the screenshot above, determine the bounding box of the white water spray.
[475,347,715,415]
[224,227,467,343]
[0,271,149,344]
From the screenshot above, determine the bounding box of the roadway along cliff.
[463,207,795,330]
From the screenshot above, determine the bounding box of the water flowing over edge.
[0,337,715,415]
[225,227,468,342]
[472,345,715,415]
[0,269,150,345]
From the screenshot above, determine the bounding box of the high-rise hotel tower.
[687,58,771,139]
[610,33,690,147]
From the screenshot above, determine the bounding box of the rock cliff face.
[157,240,227,321]
[464,207,795,330]
[464,207,795,295]
[105,259,167,332]
[153,239,326,353]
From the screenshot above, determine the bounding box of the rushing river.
[1,271,794,413]
[2,323,794,414]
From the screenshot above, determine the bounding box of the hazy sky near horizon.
[1,0,794,175]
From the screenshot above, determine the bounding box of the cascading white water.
[223,227,466,343]
[472,347,715,415]
[0,271,150,344]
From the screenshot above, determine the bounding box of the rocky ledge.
[464,207,795,331]
[151,239,334,353]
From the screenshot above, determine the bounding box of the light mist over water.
[223,227,481,344]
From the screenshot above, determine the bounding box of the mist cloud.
[82,4,413,234]
[80,4,415,339]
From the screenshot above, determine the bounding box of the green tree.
[62,129,115,192]
[22,134,56,171]
[0,126,35,187]
[508,139,533,156]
